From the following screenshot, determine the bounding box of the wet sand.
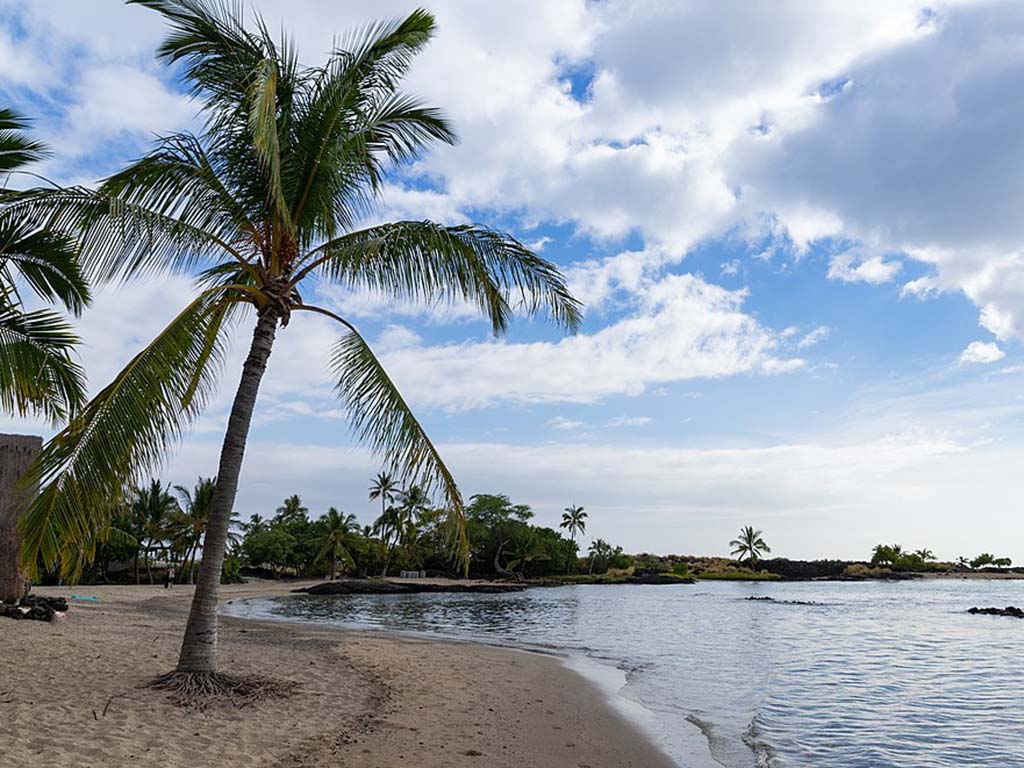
[2,581,675,767]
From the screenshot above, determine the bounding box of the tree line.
[68,476,631,585]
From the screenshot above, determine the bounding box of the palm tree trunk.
[381,538,394,578]
[0,435,42,604]
[331,553,338,581]
[175,311,278,674]
[146,540,154,584]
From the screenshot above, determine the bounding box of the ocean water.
[223,579,1024,767]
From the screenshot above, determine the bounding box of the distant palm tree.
[172,477,239,584]
[243,513,266,537]
[729,526,771,570]
[587,538,612,575]
[368,472,399,520]
[374,484,431,576]
[914,548,935,562]
[506,534,549,579]
[274,494,308,524]
[871,544,894,566]
[131,479,180,584]
[316,507,358,580]
[956,556,970,570]
[559,504,587,573]
[18,1,579,688]
[372,505,404,578]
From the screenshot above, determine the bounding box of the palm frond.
[302,221,583,335]
[325,315,467,571]
[0,299,86,422]
[0,108,48,175]
[12,185,246,283]
[0,214,90,313]
[18,288,237,577]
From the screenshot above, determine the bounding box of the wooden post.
[0,434,42,603]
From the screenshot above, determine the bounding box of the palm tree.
[587,538,611,575]
[243,513,265,537]
[913,548,935,562]
[368,471,399,520]
[0,108,88,604]
[506,534,549,579]
[729,526,771,570]
[274,494,308,524]
[130,479,180,584]
[871,543,894,567]
[17,3,579,690]
[559,504,586,572]
[171,476,229,584]
[315,507,358,580]
[0,108,88,422]
[372,504,403,577]
[374,485,430,577]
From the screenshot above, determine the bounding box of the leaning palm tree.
[729,526,771,570]
[559,504,587,574]
[18,2,579,693]
[315,507,358,580]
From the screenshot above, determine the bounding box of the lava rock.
[295,579,526,596]
[968,606,1024,618]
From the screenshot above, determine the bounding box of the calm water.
[224,580,1024,767]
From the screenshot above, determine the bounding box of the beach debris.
[0,594,69,622]
[70,594,100,602]
[967,606,1024,618]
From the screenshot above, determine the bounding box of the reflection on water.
[224,580,1024,768]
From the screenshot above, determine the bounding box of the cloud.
[959,340,1005,365]
[152,427,1024,561]
[378,273,802,410]
[607,416,653,427]
[732,1,1024,338]
[827,249,902,284]
[548,416,585,430]
[797,325,830,349]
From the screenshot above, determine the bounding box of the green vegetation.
[57,486,638,585]
[869,544,1012,573]
[15,1,580,686]
[0,109,88,424]
[729,525,771,569]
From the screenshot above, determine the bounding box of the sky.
[1,0,1023,562]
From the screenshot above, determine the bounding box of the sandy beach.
[1,581,674,768]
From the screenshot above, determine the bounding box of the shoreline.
[3,582,677,768]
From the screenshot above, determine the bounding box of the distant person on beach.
[163,567,175,589]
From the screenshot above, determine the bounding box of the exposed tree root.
[150,670,295,709]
